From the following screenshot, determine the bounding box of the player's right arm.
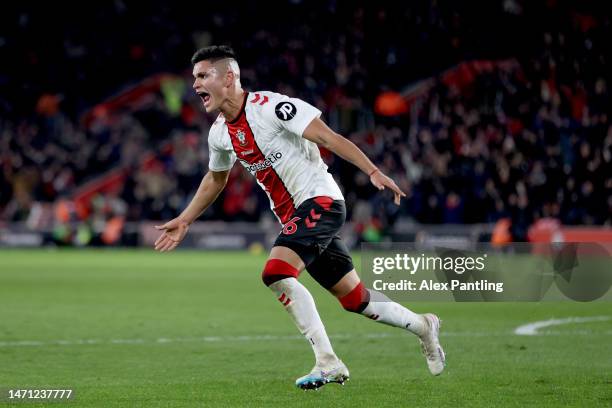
[155,122,236,252]
[154,169,230,252]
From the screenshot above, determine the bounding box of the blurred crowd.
[0,0,610,244]
[396,7,612,237]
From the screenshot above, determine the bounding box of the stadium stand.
[0,1,609,246]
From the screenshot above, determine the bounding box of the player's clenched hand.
[369,169,406,205]
[154,218,190,252]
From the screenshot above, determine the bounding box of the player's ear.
[225,70,234,88]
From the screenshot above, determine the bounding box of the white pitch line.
[514,316,611,336]
[0,332,514,348]
[1,327,611,348]
[0,333,390,348]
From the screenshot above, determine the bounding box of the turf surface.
[0,249,610,407]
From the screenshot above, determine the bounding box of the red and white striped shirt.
[207,91,344,224]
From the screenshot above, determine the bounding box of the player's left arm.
[303,117,406,205]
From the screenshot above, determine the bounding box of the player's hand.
[154,218,190,252]
[369,169,406,205]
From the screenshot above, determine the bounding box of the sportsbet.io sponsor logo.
[244,151,283,173]
[275,102,297,121]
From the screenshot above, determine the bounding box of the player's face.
[192,60,228,112]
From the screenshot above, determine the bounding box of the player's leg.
[262,245,348,389]
[307,239,445,375]
[329,269,427,336]
[266,197,352,389]
[262,246,338,366]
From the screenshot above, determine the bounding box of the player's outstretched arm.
[303,118,406,205]
[154,170,230,252]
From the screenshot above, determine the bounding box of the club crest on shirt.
[236,129,247,146]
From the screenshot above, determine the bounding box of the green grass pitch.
[0,249,610,407]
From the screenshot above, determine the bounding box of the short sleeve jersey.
[207,91,344,224]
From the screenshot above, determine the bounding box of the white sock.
[361,289,426,336]
[269,277,338,366]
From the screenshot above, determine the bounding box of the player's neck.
[221,89,247,122]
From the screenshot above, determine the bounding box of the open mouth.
[197,91,211,106]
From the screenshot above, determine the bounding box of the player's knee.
[262,258,300,286]
[338,282,370,313]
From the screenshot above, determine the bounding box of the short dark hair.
[191,45,237,65]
